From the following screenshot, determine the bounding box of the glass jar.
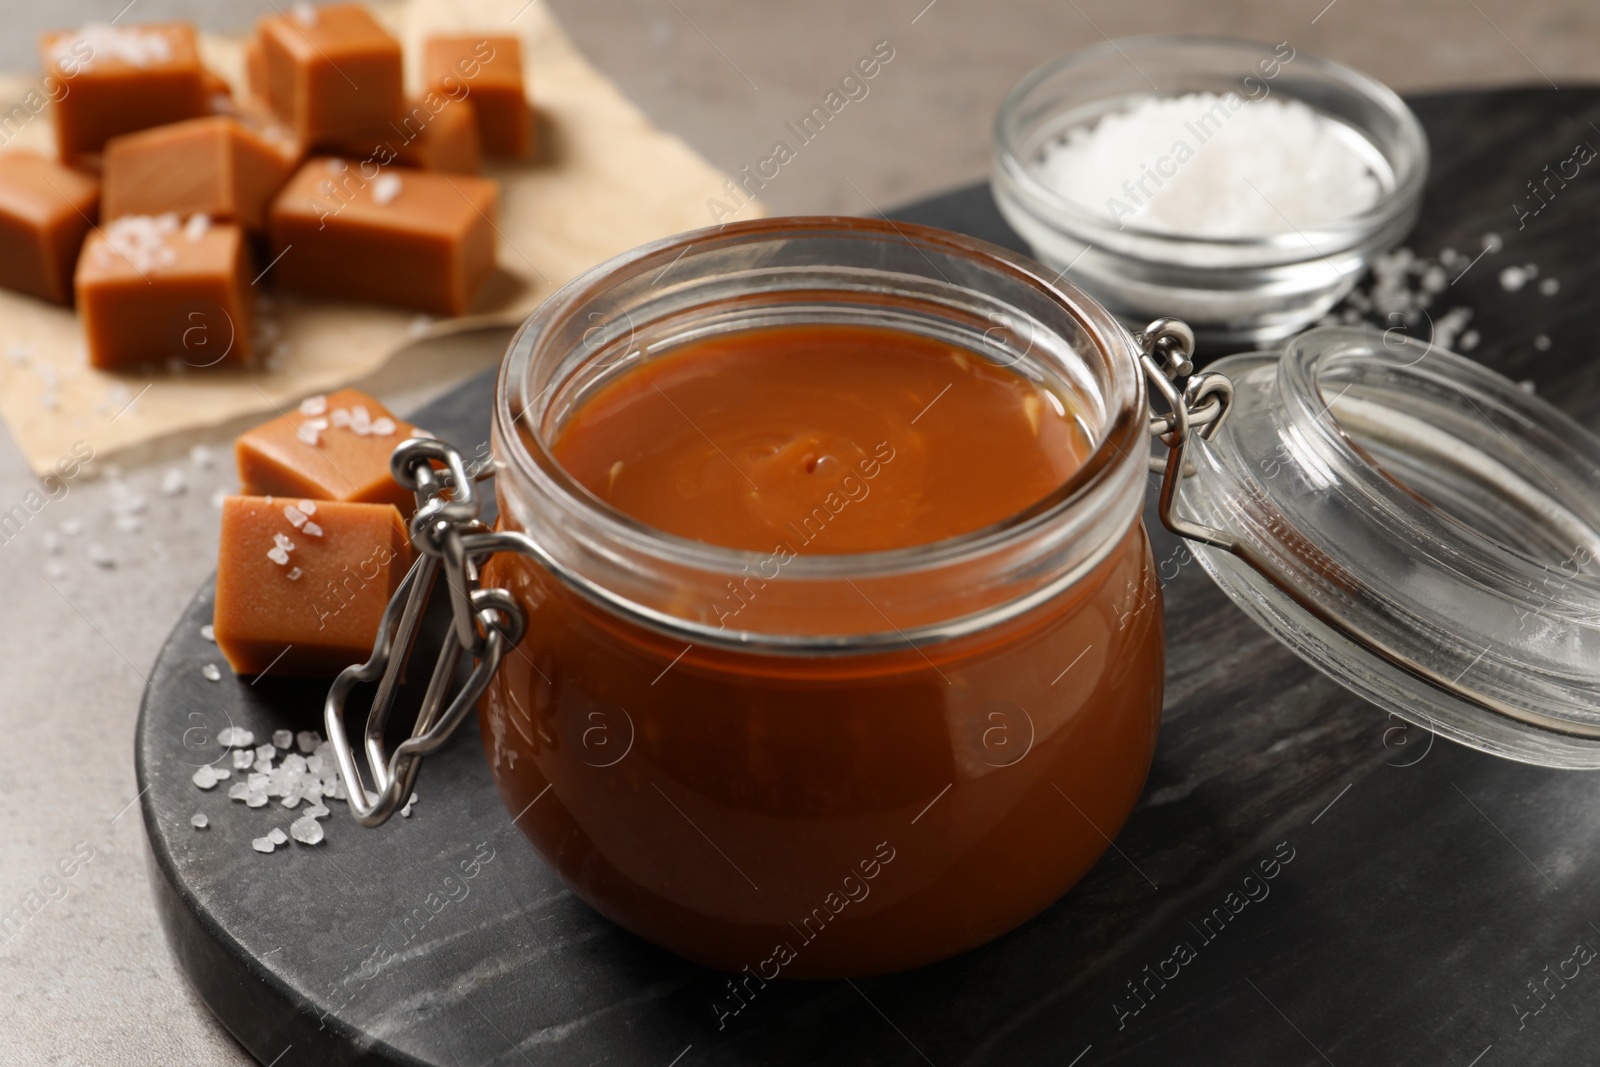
[478,217,1163,977]
[327,219,1600,983]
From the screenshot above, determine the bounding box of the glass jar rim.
[991,33,1430,249]
[493,215,1150,582]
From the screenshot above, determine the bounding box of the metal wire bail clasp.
[1138,318,1239,551]
[324,437,526,827]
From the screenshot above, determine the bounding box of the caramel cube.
[39,23,208,163]
[267,158,497,316]
[0,152,100,304]
[213,495,412,677]
[322,97,482,174]
[256,5,403,142]
[244,37,267,102]
[424,36,532,158]
[75,215,253,369]
[235,387,417,513]
[103,117,295,232]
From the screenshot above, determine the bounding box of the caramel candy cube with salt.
[75,215,252,369]
[257,4,403,143]
[0,152,99,305]
[103,117,295,232]
[39,23,208,164]
[213,496,411,677]
[235,387,417,514]
[268,158,497,316]
[323,96,483,174]
[424,36,532,158]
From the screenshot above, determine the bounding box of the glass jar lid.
[1157,325,1600,768]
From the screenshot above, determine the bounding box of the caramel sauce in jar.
[480,218,1162,977]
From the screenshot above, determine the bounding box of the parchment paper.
[0,0,761,475]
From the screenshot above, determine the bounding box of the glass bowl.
[991,36,1427,350]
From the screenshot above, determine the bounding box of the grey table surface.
[1,1,1598,1064]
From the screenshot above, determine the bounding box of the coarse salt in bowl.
[992,36,1427,348]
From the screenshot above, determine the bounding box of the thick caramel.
[39,23,208,163]
[75,215,252,369]
[0,151,99,304]
[102,116,295,231]
[423,36,531,158]
[234,387,417,513]
[267,157,498,316]
[213,495,411,677]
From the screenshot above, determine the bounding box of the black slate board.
[140,89,1600,1066]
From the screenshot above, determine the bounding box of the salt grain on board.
[191,813,209,829]
[201,664,221,682]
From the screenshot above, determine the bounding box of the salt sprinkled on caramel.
[58,24,174,71]
[299,395,327,416]
[98,214,181,274]
[183,214,211,243]
[371,173,402,206]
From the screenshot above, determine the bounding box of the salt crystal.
[299,395,327,416]
[302,522,323,538]
[372,173,402,205]
[191,813,209,829]
[298,500,317,516]
[228,782,250,800]
[202,664,222,682]
[201,624,215,642]
[61,519,84,537]
[1535,334,1552,351]
[1540,278,1560,296]
[1036,93,1380,238]
[272,729,293,749]
[280,793,303,809]
[330,408,352,429]
[1499,265,1528,292]
[296,421,324,447]
[305,754,328,775]
[214,767,231,780]
[190,444,214,469]
[246,791,268,808]
[252,836,275,853]
[59,24,175,71]
[305,803,330,819]
[1458,329,1480,352]
[287,567,302,581]
[232,749,254,770]
[254,756,274,774]
[267,546,290,565]
[273,532,294,552]
[183,214,210,242]
[192,766,220,789]
[87,543,113,568]
[268,827,289,845]
[370,417,395,436]
[290,815,325,844]
[217,727,253,748]
[283,504,308,528]
[160,467,186,495]
[256,743,277,761]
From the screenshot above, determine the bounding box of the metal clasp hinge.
[324,438,525,827]
[1138,318,1238,552]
